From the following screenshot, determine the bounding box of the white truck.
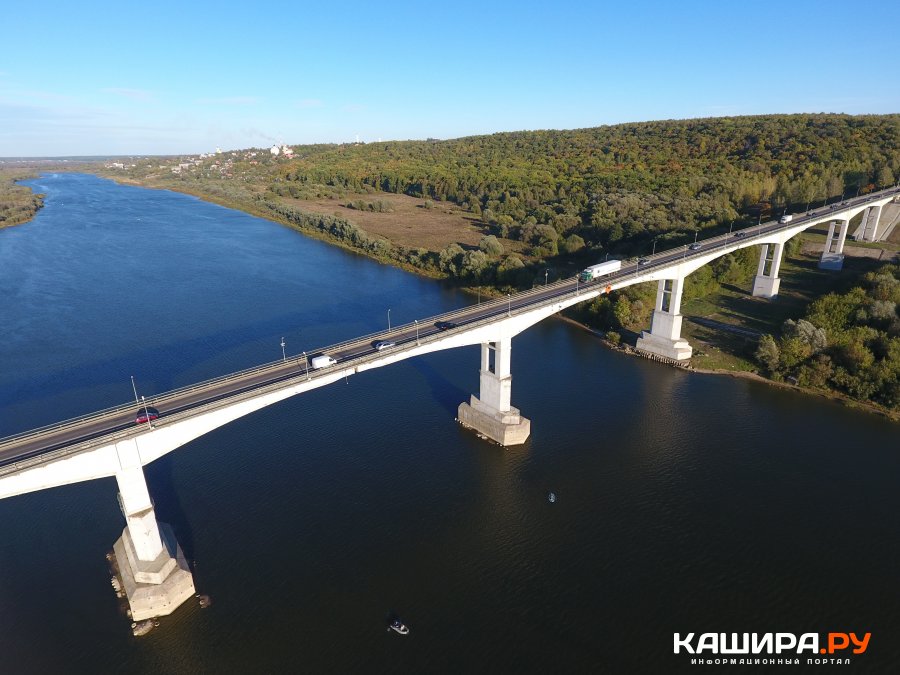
[310,354,337,369]
[578,260,622,282]
[779,214,793,224]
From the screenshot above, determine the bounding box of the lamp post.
[415,319,419,344]
[652,237,658,255]
[694,229,698,243]
[544,269,549,285]
[507,293,511,317]
[130,375,140,407]
[387,308,391,330]
[302,351,309,379]
[141,395,152,428]
[728,221,733,235]
[280,336,286,362]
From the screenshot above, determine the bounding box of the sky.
[2,0,899,157]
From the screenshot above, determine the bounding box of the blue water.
[1,173,898,673]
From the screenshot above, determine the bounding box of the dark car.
[135,406,159,424]
[435,321,457,331]
[637,257,649,266]
[829,204,838,210]
[374,340,395,351]
[688,243,702,251]
[733,231,747,239]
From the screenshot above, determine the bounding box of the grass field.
[284,192,529,254]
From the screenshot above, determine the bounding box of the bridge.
[2,185,897,624]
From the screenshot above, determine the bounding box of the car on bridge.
[689,243,702,251]
[435,321,457,331]
[135,407,159,424]
[733,231,748,239]
[374,340,396,351]
[638,258,649,266]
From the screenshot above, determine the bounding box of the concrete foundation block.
[635,332,693,360]
[818,254,845,271]
[752,275,781,299]
[113,522,195,621]
[458,398,530,446]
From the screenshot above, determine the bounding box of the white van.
[779,214,793,224]
[311,355,337,369]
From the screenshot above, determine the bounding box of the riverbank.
[558,313,900,422]
[0,168,43,228]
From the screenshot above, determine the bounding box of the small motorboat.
[548,491,557,503]
[389,618,410,635]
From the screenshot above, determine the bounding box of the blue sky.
[2,0,898,157]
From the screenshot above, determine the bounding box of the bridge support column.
[112,463,194,621]
[864,204,882,241]
[819,219,848,270]
[635,277,692,360]
[457,337,530,446]
[752,242,784,298]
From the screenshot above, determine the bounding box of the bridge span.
[2,185,897,623]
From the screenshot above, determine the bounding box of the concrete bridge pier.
[457,337,531,446]
[113,462,194,621]
[819,219,849,270]
[752,242,785,298]
[635,276,692,360]
[861,205,882,242]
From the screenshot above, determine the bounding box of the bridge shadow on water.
[407,355,471,417]
[144,454,197,573]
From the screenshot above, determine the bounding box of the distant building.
[281,145,293,157]
[270,145,280,156]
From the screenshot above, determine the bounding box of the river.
[0,173,897,673]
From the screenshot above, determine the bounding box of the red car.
[135,407,160,424]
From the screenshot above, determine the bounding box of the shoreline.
[555,314,899,422]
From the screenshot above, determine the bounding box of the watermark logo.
[674,632,870,666]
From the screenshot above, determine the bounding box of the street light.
[130,375,140,407]
[387,308,391,330]
[694,229,698,243]
[302,351,309,379]
[141,395,152,429]
[652,237,658,255]
[544,269,549,285]
[415,319,419,344]
[280,336,286,362]
[728,221,733,235]
[507,293,511,317]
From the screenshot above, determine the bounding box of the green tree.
[479,235,504,256]
[755,334,780,372]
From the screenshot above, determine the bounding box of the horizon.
[3,0,900,157]
[3,110,898,162]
